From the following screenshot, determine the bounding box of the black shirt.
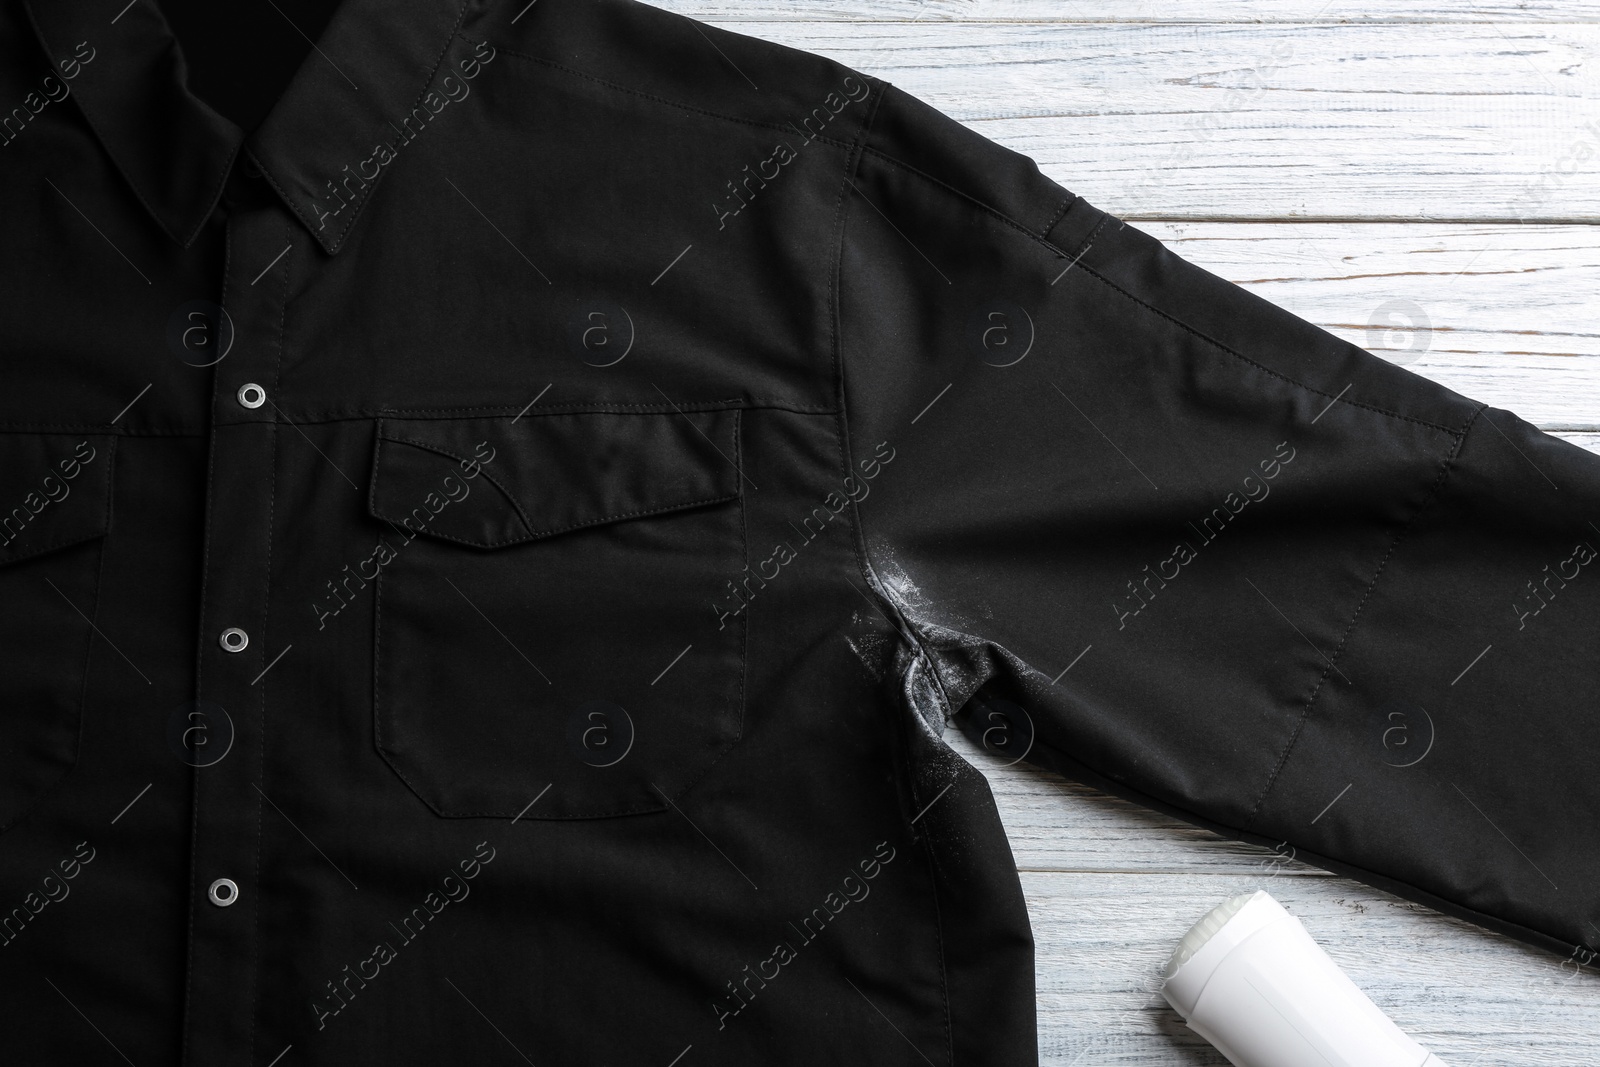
[2,1,1597,1063]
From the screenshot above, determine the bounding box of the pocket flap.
[367,409,741,549]
[0,435,113,567]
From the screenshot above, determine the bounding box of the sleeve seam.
[857,140,1467,437]
[1039,190,1077,239]
[836,96,951,663]
[834,83,888,611]
[830,80,962,1066]
[1072,259,1466,435]
[858,141,1065,245]
[1024,719,1579,961]
[1062,210,1113,264]
[1246,402,1485,824]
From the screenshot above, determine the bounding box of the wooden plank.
[953,728,1600,1060]
[946,645,1600,1063]
[1134,221,1600,429]
[666,21,1600,222]
[1555,431,1600,453]
[1024,871,1600,1064]
[653,1,1600,23]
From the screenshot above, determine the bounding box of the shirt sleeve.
[839,81,1600,962]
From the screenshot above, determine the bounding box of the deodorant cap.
[1161,890,1284,1018]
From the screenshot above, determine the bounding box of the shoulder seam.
[1073,255,1465,435]
[858,142,1465,436]
[859,142,1054,247]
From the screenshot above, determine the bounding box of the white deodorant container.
[1160,890,1449,1067]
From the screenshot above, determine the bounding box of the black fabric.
[0,0,1596,1063]
[155,0,343,133]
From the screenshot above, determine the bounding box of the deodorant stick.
[1160,890,1449,1067]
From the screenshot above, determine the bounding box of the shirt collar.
[23,0,475,255]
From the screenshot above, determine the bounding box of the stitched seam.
[915,655,960,1067]
[1246,403,1483,824]
[181,137,243,250]
[82,435,118,743]
[0,435,119,837]
[861,144,1465,436]
[181,369,225,1067]
[0,425,213,436]
[243,441,272,1062]
[366,569,658,820]
[0,529,110,566]
[380,400,751,418]
[919,795,958,1067]
[1073,261,1462,433]
[246,220,293,1063]
[1039,192,1076,239]
[363,399,831,417]
[859,143,1054,249]
[836,91,886,643]
[834,84,959,1065]
[1064,211,1112,265]
[66,482,111,811]
[249,155,318,247]
[371,408,745,818]
[374,566,395,801]
[0,400,837,435]
[1023,726,1580,960]
[378,491,742,549]
[838,99,955,705]
[365,426,388,534]
[334,7,471,251]
[485,40,865,152]
[256,11,469,251]
[177,210,240,1066]
[659,407,750,808]
[373,433,534,536]
[735,409,748,755]
[371,416,745,820]
[372,421,741,546]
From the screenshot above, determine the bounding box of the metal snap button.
[208,877,240,907]
[237,383,266,409]
[219,628,249,653]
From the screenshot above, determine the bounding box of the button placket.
[181,175,290,1064]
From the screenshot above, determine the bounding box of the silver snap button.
[237,383,266,409]
[208,877,239,907]
[219,627,249,653]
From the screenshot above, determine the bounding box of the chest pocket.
[368,409,746,820]
[0,434,114,834]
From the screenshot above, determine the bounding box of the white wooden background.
[649,3,1600,1063]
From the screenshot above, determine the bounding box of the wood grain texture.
[672,21,1600,222]
[656,1,1600,23]
[1132,222,1600,429]
[1555,431,1600,453]
[1025,872,1600,1065]
[949,731,1600,1064]
[639,2,1600,1061]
